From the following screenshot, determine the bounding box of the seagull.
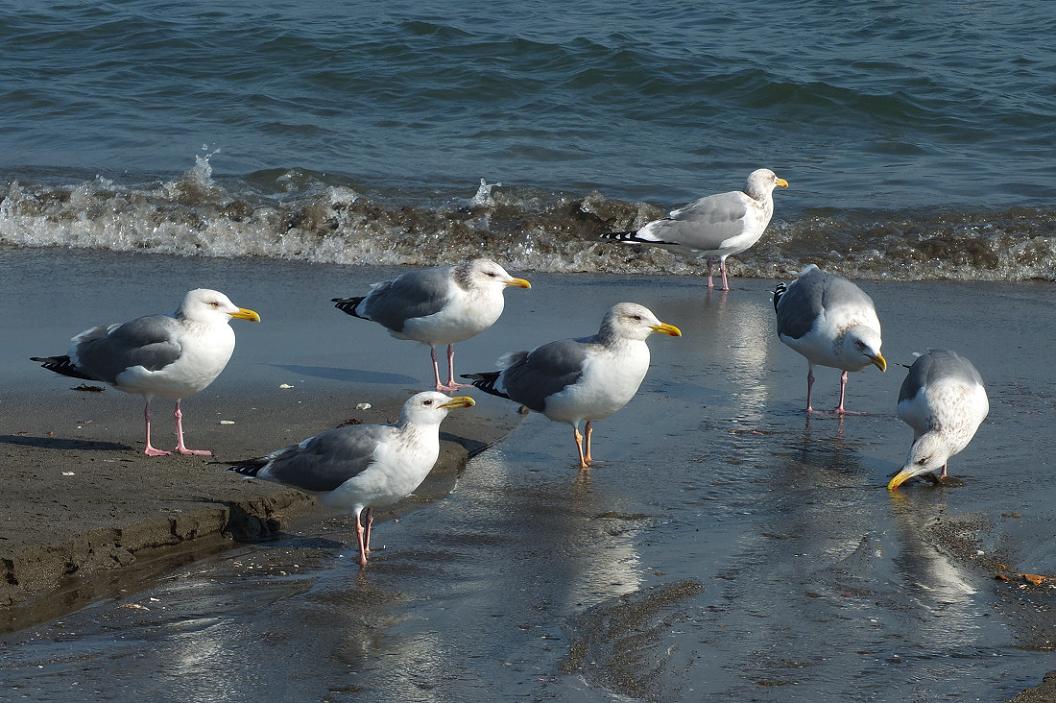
[333,259,531,392]
[32,289,260,456]
[226,392,476,566]
[773,265,886,414]
[463,302,681,469]
[601,169,788,291]
[887,350,988,490]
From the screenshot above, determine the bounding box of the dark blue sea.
[1,0,1054,279]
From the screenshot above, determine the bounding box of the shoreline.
[0,386,520,632]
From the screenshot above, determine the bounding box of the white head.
[399,391,476,426]
[745,169,789,200]
[598,302,683,342]
[888,433,950,490]
[454,259,531,293]
[839,325,887,372]
[178,289,261,325]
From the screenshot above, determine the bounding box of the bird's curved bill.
[440,396,476,409]
[775,177,789,188]
[887,468,915,491]
[230,307,261,322]
[871,353,887,372]
[505,278,532,289]
[651,322,683,337]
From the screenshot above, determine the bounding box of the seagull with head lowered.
[227,391,476,567]
[773,265,886,414]
[887,349,988,490]
[463,302,681,469]
[333,259,531,392]
[602,169,788,291]
[32,289,260,456]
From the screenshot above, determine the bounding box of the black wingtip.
[225,460,268,478]
[772,282,788,312]
[31,355,96,381]
[333,296,368,319]
[460,372,510,400]
[600,230,647,243]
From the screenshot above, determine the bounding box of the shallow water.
[0,251,1054,701]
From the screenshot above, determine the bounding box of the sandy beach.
[1,248,1055,701]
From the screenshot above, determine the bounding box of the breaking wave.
[2,160,1054,282]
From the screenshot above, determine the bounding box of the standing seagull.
[887,350,988,490]
[601,169,788,291]
[227,392,475,567]
[774,265,887,414]
[333,259,531,392]
[463,302,681,469]
[32,289,260,456]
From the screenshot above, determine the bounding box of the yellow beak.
[871,353,887,372]
[887,468,915,491]
[651,322,683,337]
[505,277,532,289]
[440,396,476,409]
[230,307,261,322]
[775,177,789,188]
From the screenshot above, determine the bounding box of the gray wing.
[72,315,183,383]
[263,424,395,492]
[642,191,750,250]
[899,349,984,403]
[500,337,595,412]
[360,268,454,333]
[775,267,874,339]
[775,268,826,339]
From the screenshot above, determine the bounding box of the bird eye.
[210,301,221,308]
[631,315,642,321]
[423,399,433,406]
[486,272,497,277]
[918,457,930,465]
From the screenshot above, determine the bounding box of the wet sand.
[0,249,520,629]
[1,249,1055,701]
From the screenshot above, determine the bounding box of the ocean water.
[1,0,1054,279]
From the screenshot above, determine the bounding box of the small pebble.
[61,471,75,477]
[219,420,236,425]
[279,383,295,389]
[356,402,372,410]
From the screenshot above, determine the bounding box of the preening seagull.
[887,349,988,490]
[463,302,681,469]
[333,259,531,392]
[774,265,886,414]
[601,169,788,291]
[227,392,476,566]
[32,289,260,456]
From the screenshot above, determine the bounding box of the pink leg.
[805,366,815,413]
[583,420,594,465]
[444,344,469,390]
[143,399,171,457]
[941,464,948,479]
[706,260,715,289]
[174,400,212,456]
[431,345,447,392]
[354,509,369,567]
[573,425,589,470]
[719,257,730,291]
[363,507,374,554]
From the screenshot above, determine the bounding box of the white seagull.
[463,302,681,469]
[227,391,476,566]
[773,265,887,414]
[602,169,788,291]
[887,349,988,490]
[32,289,260,456]
[333,259,531,392]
